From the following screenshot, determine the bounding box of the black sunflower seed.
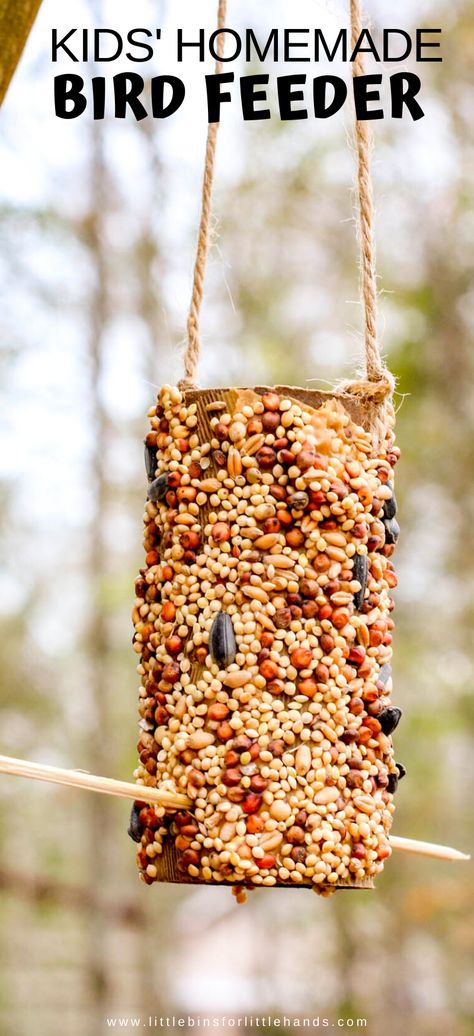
[383,482,397,520]
[353,553,368,610]
[384,517,400,545]
[144,443,157,481]
[148,473,169,502]
[209,612,237,668]
[387,762,406,795]
[379,706,402,735]
[128,802,144,843]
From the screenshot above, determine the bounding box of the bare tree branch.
[0,0,42,106]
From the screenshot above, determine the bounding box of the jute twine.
[178,0,227,393]
[179,0,394,450]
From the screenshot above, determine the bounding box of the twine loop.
[178,0,227,393]
[179,0,395,449]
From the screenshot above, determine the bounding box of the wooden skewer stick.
[389,835,469,862]
[0,754,470,863]
[0,754,190,811]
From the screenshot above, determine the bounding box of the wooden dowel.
[0,755,469,863]
[0,754,190,810]
[389,835,470,862]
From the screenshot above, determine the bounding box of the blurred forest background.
[0,0,473,1034]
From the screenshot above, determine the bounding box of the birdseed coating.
[132,385,402,896]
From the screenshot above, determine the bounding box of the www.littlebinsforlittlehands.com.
[105,1016,368,1030]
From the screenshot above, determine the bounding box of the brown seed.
[274,608,292,629]
[180,849,201,869]
[213,449,226,468]
[259,659,279,680]
[174,811,194,830]
[290,847,306,864]
[287,825,305,845]
[247,418,263,435]
[208,703,230,722]
[225,749,240,767]
[242,793,263,815]
[232,734,252,753]
[267,680,284,697]
[227,787,246,802]
[214,422,228,441]
[262,411,280,432]
[165,636,182,656]
[285,528,305,548]
[268,739,285,757]
[175,835,191,852]
[300,578,319,599]
[222,768,242,787]
[257,854,276,870]
[298,678,318,698]
[181,530,201,550]
[291,647,313,669]
[263,517,281,534]
[212,522,231,543]
[261,392,281,411]
[332,608,351,629]
[246,814,265,833]
[269,485,287,502]
[250,774,267,793]
[154,706,168,726]
[188,460,203,479]
[297,450,318,471]
[162,662,180,684]
[256,446,277,470]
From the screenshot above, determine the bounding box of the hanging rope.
[339,0,395,446]
[178,0,227,391]
[179,0,393,448]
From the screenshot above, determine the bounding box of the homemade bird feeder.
[128,0,422,899]
[0,0,469,897]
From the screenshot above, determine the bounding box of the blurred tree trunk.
[0,0,42,105]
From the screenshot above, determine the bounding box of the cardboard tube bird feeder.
[128,0,407,899]
[131,383,401,895]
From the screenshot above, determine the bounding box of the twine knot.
[338,370,395,404]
